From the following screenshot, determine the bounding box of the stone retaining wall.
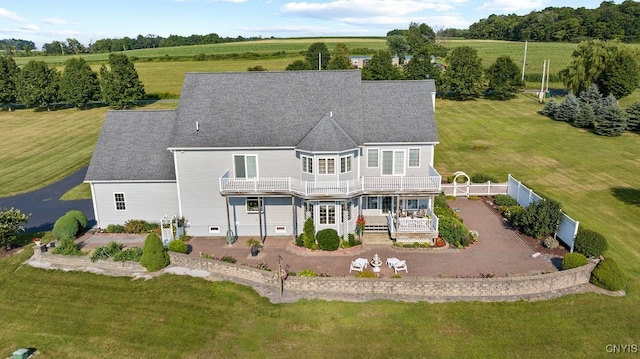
[30,249,598,301]
[168,253,597,299]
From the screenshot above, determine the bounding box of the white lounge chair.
[355,257,368,268]
[393,260,408,274]
[386,257,400,268]
[350,260,365,273]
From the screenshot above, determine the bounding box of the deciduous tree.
[327,43,353,70]
[99,54,145,109]
[485,55,523,100]
[404,46,440,81]
[406,22,435,54]
[305,42,330,71]
[16,60,60,110]
[440,46,483,100]
[60,57,101,109]
[285,60,312,71]
[0,55,19,111]
[361,50,402,81]
[0,208,29,250]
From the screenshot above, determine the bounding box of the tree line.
[0,54,145,111]
[467,0,640,43]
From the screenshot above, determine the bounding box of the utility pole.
[521,41,527,82]
[318,52,321,71]
[539,60,546,103]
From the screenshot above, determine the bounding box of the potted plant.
[247,238,261,256]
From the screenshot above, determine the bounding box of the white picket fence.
[441,181,508,197]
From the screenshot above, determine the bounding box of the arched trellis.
[452,171,471,198]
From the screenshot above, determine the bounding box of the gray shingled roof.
[297,113,358,152]
[169,71,438,149]
[85,110,177,181]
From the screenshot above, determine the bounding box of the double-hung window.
[382,150,405,176]
[367,148,379,168]
[408,148,420,168]
[234,155,257,179]
[340,155,352,174]
[318,158,335,174]
[302,155,313,174]
[114,193,126,211]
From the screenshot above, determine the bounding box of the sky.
[0,0,618,49]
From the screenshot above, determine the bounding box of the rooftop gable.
[296,113,358,152]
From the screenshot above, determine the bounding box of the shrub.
[562,252,588,270]
[347,233,360,247]
[434,192,448,209]
[543,236,559,249]
[503,205,525,224]
[90,241,123,262]
[65,210,88,231]
[140,232,170,272]
[295,233,304,246]
[471,173,498,183]
[511,199,562,239]
[220,255,236,263]
[124,219,148,234]
[52,238,82,256]
[438,216,469,247]
[590,258,627,291]
[53,215,79,240]
[574,228,608,257]
[494,194,517,207]
[303,218,315,249]
[167,239,188,254]
[112,247,143,262]
[143,221,160,233]
[316,228,340,251]
[105,224,124,233]
[298,269,318,277]
[356,270,377,278]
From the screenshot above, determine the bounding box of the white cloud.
[0,8,25,21]
[477,0,548,14]
[281,0,458,20]
[20,24,40,31]
[44,17,69,25]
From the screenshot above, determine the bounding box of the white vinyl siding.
[318,158,335,174]
[114,193,126,211]
[408,148,420,167]
[367,148,379,168]
[302,155,313,174]
[234,154,257,178]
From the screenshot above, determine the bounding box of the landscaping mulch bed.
[482,197,569,258]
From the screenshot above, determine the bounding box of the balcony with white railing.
[218,167,441,198]
[387,210,439,242]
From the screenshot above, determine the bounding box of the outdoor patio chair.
[355,257,368,268]
[393,260,408,274]
[386,257,400,268]
[350,260,365,273]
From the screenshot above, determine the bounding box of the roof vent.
[330,111,333,118]
[195,121,199,132]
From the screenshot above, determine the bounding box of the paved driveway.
[0,167,94,232]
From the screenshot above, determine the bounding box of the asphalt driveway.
[0,166,94,232]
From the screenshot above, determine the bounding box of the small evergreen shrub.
[140,232,170,272]
[105,224,124,233]
[471,173,498,183]
[124,219,148,234]
[543,236,559,249]
[494,194,517,206]
[562,252,588,270]
[52,238,83,256]
[590,258,627,291]
[316,228,340,251]
[295,233,304,246]
[574,228,608,257]
[167,239,188,254]
[348,233,361,247]
[303,218,315,249]
[65,210,88,232]
[53,215,80,240]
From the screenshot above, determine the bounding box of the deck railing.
[387,211,439,235]
[219,169,441,197]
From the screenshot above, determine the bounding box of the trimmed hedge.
[140,233,170,272]
[168,239,188,254]
[65,210,88,231]
[574,228,608,257]
[562,252,588,270]
[53,215,79,240]
[494,194,518,207]
[316,228,340,251]
[590,258,627,291]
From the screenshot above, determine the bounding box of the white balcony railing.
[219,168,441,197]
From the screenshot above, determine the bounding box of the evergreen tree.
[625,102,640,131]
[327,43,353,70]
[285,60,312,71]
[0,55,19,111]
[305,42,330,71]
[574,102,596,128]
[60,57,101,109]
[595,102,628,136]
[361,50,402,80]
[99,54,145,109]
[16,60,60,110]
[404,46,440,82]
[440,46,484,100]
[540,99,559,117]
[554,93,580,122]
[485,55,523,100]
[578,83,603,112]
